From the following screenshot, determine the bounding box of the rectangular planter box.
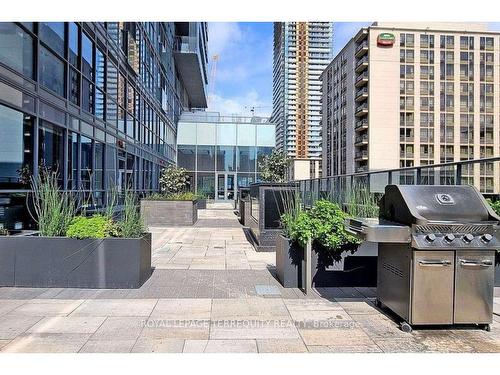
[197,199,207,210]
[275,235,378,288]
[276,234,304,288]
[141,199,198,227]
[0,233,152,288]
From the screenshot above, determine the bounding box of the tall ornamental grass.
[29,172,76,237]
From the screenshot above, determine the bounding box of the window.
[69,68,80,105]
[40,22,65,56]
[95,142,104,190]
[67,132,78,189]
[96,48,105,89]
[69,22,79,67]
[216,146,236,172]
[82,78,94,113]
[0,23,34,78]
[197,146,215,171]
[0,104,34,188]
[177,145,195,170]
[39,46,65,97]
[80,136,93,190]
[237,146,256,172]
[38,121,64,183]
[82,32,94,79]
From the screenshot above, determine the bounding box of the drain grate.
[255,285,281,296]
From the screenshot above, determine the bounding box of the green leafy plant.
[281,198,360,252]
[0,227,8,236]
[159,166,190,194]
[66,215,118,239]
[258,149,291,183]
[28,171,76,237]
[118,190,145,238]
[487,199,500,216]
[308,200,360,251]
[143,191,197,201]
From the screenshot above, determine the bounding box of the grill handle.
[459,259,493,268]
[418,260,452,267]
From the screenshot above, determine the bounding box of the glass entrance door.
[216,173,237,201]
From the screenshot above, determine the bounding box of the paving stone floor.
[0,208,499,353]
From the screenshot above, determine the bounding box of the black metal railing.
[293,157,500,207]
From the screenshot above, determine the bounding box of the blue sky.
[207,22,500,117]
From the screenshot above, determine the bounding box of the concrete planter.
[0,233,152,288]
[197,199,207,210]
[276,234,304,288]
[140,199,198,226]
[274,235,378,288]
[311,242,378,287]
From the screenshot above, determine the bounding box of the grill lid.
[379,185,500,225]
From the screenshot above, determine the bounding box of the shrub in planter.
[487,199,500,216]
[66,215,118,239]
[159,166,190,194]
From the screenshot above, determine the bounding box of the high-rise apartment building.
[0,22,208,229]
[272,22,334,178]
[321,22,500,193]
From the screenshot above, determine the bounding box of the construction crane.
[207,54,219,108]
[244,105,272,117]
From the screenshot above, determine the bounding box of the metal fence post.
[416,168,422,185]
[388,171,392,185]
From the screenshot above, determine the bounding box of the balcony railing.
[293,156,500,208]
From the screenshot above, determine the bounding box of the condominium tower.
[272,22,334,179]
[321,22,500,193]
[0,22,208,230]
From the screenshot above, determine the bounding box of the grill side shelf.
[346,218,411,243]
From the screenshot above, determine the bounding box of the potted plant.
[276,198,362,289]
[0,172,152,288]
[140,166,198,226]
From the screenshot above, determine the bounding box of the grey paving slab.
[0,300,27,316]
[204,339,258,353]
[131,338,185,353]
[256,338,308,353]
[1,333,91,353]
[27,316,107,334]
[140,323,209,340]
[0,315,43,340]
[10,299,84,317]
[70,299,157,317]
[211,298,290,320]
[150,298,211,320]
[79,339,136,353]
[307,344,382,353]
[90,317,145,340]
[298,327,376,347]
[0,339,11,350]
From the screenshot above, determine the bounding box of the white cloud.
[208,91,272,117]
[208,22,243,56]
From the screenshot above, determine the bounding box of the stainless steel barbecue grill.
[348,185,500,332]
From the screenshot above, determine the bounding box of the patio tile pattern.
[0,207,499,353]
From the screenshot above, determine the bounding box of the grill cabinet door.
[411,251,454,325]
[454,250,495,324]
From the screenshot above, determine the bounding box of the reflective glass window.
[0,23,34,78]
[0,104,33,188]
[96,48,105,89]
[80,136,93,190]
[177,145,196,170]
[82,32,94,79]
[217,123,236,145]
[39,46,65,97]
[216,146,236,172]
[40,22,65,56]
[68,22,79,67]
[237,124,256,146]
[196,123,216,145]
[197,146,215,171]
[237,146,256,172]
[38,121,64,183]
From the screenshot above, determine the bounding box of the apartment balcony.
[355,56,369,73]
[400,135,414,142]
[400,151,414,158]
[355,41,369,57]
[356,165,369,173]
[173,35,208,108]
[480,164,495,175]
[355,87,368,101]
[355,119,368,131]
[355,102,368,117]
[355,72,369,87]
[355,150,369,161]
[355,134,369,146]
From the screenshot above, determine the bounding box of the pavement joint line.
[79,315,110,353]
[131,298,160,353]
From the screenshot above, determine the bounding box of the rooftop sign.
[377,33,395,47]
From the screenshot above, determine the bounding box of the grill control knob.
[425,234,436,243]
[481,234,493,243]
[463,234,474,243]
[444,234,456,243]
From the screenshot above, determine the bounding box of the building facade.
[321,22,500,193]
[0,22,208,229]
[272,22,334,171]
[176,112,275,201]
